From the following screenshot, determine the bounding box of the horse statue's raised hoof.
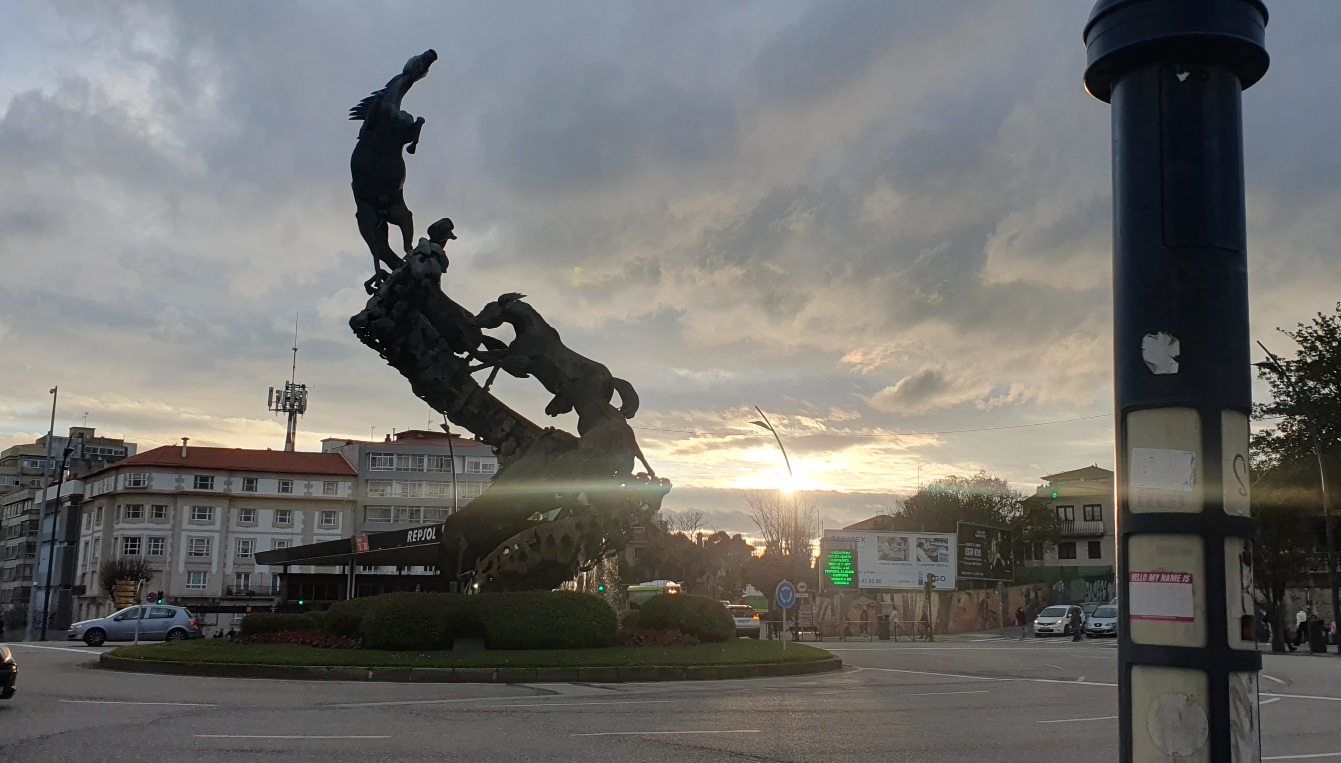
[363,270,388,295]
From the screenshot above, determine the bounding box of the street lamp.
[751,407,799,558]
[39,436,79,641]
[1256,341,1338,652]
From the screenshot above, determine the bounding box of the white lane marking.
[330,697,674,709]
[1045,664,1064,670]
[858,665,1118,688]
[61,699,217,707]
[1263,674,1287,685]
[1077,676,1087,682]
[1038,715,1118,724]
[573,730,760,737]
[1262,693,1341,703]
[196,735,390,740]
[9,643,102,655]
[902,690,990,697]
[1261,697,1283,705]
[1263,754,1341,761]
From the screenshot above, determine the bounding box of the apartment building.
[1022,465,1116,569]
[322,429,498,535]
[0,427,135,496]
[0,489,37,624]
[71,443,356,620]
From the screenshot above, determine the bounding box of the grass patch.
[107,638,830,669]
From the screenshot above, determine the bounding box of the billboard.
[821,530,956,590]
[955,522,1014,582]
[819,538,858,591]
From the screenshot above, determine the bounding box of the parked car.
[727,604,761,638]
[0,644,16,699]
[1081,602,1102,621]
[68,605,201,646]
[1033,605,1084,637]
[1084,605,1119,637]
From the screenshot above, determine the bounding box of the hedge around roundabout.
[98,639,841,683]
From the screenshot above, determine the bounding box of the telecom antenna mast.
[267,316,308,451]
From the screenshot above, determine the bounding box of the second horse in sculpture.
[472,293,640,420]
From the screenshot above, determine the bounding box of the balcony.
[223,586,267,598]
[1058,520,1107,537]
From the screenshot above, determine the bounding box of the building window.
[1083,504,1103,522]
[365,506,393,523]
[121,537,142,556]
[319,511,338,528]
[234,572,251,592]
[272,539,289,551]
[125,473,148,488]
[94,506,103,525]
[123,504,144,521]
[193,475,215,490]
[147,537,165,556]
[367,480,393,498]
[278,480,294,494]
[425,455,453,473]
[236,539,254,558]
[463,457,496,474]
[395,454,425,472]
[369,453,395,471]
[1088,540,1103,560]
[273,509,292,527]
[187,537,212,557]
[242,477,258,492]
[457,481,486,502]
[238,508,257,524]
[191,506,214,522]
[151,505,169,520]
[1058,542,1077,560]
[1055,505,1075,522]
[185,571,207,590]
[322,481,338,496]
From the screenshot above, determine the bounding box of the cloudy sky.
[1,1,1337,533]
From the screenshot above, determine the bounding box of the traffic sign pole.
[775,580,797,652]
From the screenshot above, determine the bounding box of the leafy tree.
[883,471,1061,557]
[98,557,155,604]
[1251,459,1321,652]
[1253,302,1341,469]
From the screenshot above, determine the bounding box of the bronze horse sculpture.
[472,293,640,420]
[350,49,437,293]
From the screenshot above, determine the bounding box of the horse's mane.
[348,88,386,122]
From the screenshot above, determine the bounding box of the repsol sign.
[405,526,438,544]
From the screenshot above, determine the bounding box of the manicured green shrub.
[239,612,317,637]
[323,597,373,638]
[637,594,734,643]
[332,590,616,651]
[481,591,617,650]
[305,610,325,630]
[619,609,641,631]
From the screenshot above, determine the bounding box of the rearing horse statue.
[349,49,437,293]
[473,293,640,420]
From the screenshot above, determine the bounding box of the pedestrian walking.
[1293,607,1308,650]
[1015,607,1028,641]
[1070,606,1084,642]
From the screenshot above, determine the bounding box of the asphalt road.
[3,635,1339,762]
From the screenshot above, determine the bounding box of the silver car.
[68,605,201,646]
[727,605,761,638]
[1084,604,1119,637]
[1033,604,1083,637]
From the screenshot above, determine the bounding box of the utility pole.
[1084,1,1269,760]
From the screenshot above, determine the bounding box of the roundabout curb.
[97,653,842,683]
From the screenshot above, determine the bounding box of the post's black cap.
[1084,0,1269,102]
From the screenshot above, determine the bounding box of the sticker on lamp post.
[1129,572,1195,622]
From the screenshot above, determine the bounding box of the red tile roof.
[99,446,357,477]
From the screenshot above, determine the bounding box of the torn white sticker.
[1142,332,1180,374]
[1130,448,1196,492]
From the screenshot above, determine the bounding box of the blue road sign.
[775,579,797,610]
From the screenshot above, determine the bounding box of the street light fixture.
[751,407,799,559]
[1256,341,1338,653]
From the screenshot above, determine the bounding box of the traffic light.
[155,591,164,604]
[596,584,606,593]
[297,599,305,607]
[1051,491,1059,499]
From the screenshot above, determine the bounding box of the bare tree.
[743,490,820,560]
[98,557,155,603]
[666,510,706,535]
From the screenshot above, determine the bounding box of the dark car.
[0,644,16,699]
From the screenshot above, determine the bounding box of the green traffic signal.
[596,584,606,592]
[1051,491,1059,499]
[297,599,305,606]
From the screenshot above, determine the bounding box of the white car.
[727,605,761,638]
[1033,605,1083,637]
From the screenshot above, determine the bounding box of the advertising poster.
[821,530,957,590]
[955,523,1014,582]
